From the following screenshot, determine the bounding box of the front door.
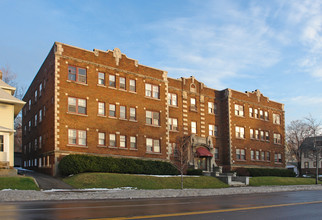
[197,157,209,171]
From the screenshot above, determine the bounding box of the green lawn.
[249,176,322,186]
[0,176,39,190]
[63,173,229,189]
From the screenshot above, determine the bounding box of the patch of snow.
[1,189,13,191]
[43,187,137,192]
[135,174,200,178]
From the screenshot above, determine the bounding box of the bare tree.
[286,120,311,176]
[304,115,321,184]
[170,135,190,189]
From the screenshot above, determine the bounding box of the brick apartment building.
[22,42,285,176]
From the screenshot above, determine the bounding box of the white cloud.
[289,96,322,105]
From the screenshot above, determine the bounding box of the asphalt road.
[0,190,322,220]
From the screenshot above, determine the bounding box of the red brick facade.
[22,42,285,176]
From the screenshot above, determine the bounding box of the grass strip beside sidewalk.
[250,176,322,186]
[0,176,39,190]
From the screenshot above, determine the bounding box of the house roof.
[300,136,322,151]
[0,125,15,133]
[0,86,25,116]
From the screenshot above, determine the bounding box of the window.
[39,83,42,97]
[35,90,37,102]
[273,114,281,124]
[129,79,136,92]
[68,97,86,114]
[208,102,217,114]
[146,138,160,153]
[109,75,116,87]
[214,148,219,159]
[264,111,269,120]
[265,131,269,141]
[145,83,159,99]
[98,102,105,116]
[119,77,126,90]
[236,149,245,160]
[260,131,264,140]
[254,109,258,118]
[98,132,105,146]
[34,138,38,150]
[0,135,3,152]
[209,124,217,136]
[68,66,87,83]
[39,109,42,122]
[39,136,42,149]
[251,150,254,160]
[28,99,31,110]
[235,126,245,139]
[255,130,259,139]
[261,152,265,161]
[260,110,264,119]
[98,72,105,85]
[250,129,254,139]
[28,121,31,131]
[235,104,244,116]
[120,135,126,148]
[68,129,86,146]
[190,98,197,111]
[168,93,177,106]
[256,151,260,160]
[168,118,178,131]
[109,134,116,147]
[249,108,253,117]
[34,114,37,127]
[266,152,270,161]
[146,111,160,126]
[109,104,116,117]
[130,108,136,121]
[275,153,282,163]
[130,136,137,149]
[120,106,126,119]
[274,133,281,144]
[304,162,309,168]
[191,121,197,134]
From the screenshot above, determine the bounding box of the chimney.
[0,70,2,80]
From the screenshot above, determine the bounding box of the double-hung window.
[146,138,160,153]
[39,83,42,97]
[145,83,159,99]
[34,114,37,127]
[68,129,86,146]
[208,102,216,114]
[235,104,244,116]
[168,93,177,106]
[39,109,42,122]
[68,97,86,114]
[260,110,264,119]
[273,114,281,124]
[35,90,37,102]
[261,152,265,161]
[209,124,217,136]
[235,126,245,138]
[256,151,259,160]
[109,75,116,87]
[168,118,178,131]
[250,129,254,139]
[120,135,126,148]
[260,131,264,140]
[98,102,105,116]
[109,134,116,147]
[214,148,219,159]
[119,77,126,90]
[191,121,197,134]
[130,108,136,121]
[190,98,197,111]
[249,108,253,117]
[0,135,3,152]
[251,150,255,160]
[129,79,136,92]
[98,72,105,85]
[254,109,258,118]
[98,132,105,146]
[120,106,126,119]
[236,149,245,160]
[109,104,116,117]
[68,66,87,83]
[264,111,269,120]
[130,136,137,149]
[274,133,281,144]
[146,111,160,126]
[266,152,270,161]
[265,131,269,141]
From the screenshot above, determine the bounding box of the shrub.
[186,169,203,175]
[59,154,179,176]
[236,168,296,177]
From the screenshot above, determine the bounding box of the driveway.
[20,169,74,190]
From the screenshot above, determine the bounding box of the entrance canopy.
[196,147,213,157]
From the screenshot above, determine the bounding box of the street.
[0,190,321,219]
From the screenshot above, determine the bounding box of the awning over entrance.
[196,147,213,157]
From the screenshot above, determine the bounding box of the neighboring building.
[0,71,25,170]
[22,42,286,176]
[300,136,322,175]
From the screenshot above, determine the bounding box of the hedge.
[186,169,203,176]
[236,168,296,177]
[58,154,179,176]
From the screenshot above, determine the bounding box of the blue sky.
[1,0,322,125]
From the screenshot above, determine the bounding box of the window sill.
[235,137,245,140]
[97,84,106,88]
[146,152,162,155]
[129,119,138,122]
[234,115,245,118]
[67,144,88,148]
[66,80,88,86]
[145,96,161,101]
[119,118,128,121]
[97,145,107,148]
[108,86,117,90]
[169,130,179,133]
[169,105,178,108]
[108,146,118,149]
[67,112,88,117]
[129,90,137,94]
[108,116,117,119]
[119,88,127,92]
[97,115,107,118]
[119,147,128,150]
[145,124,161,128]
[130,148,138,151]
[235,159,246,162]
